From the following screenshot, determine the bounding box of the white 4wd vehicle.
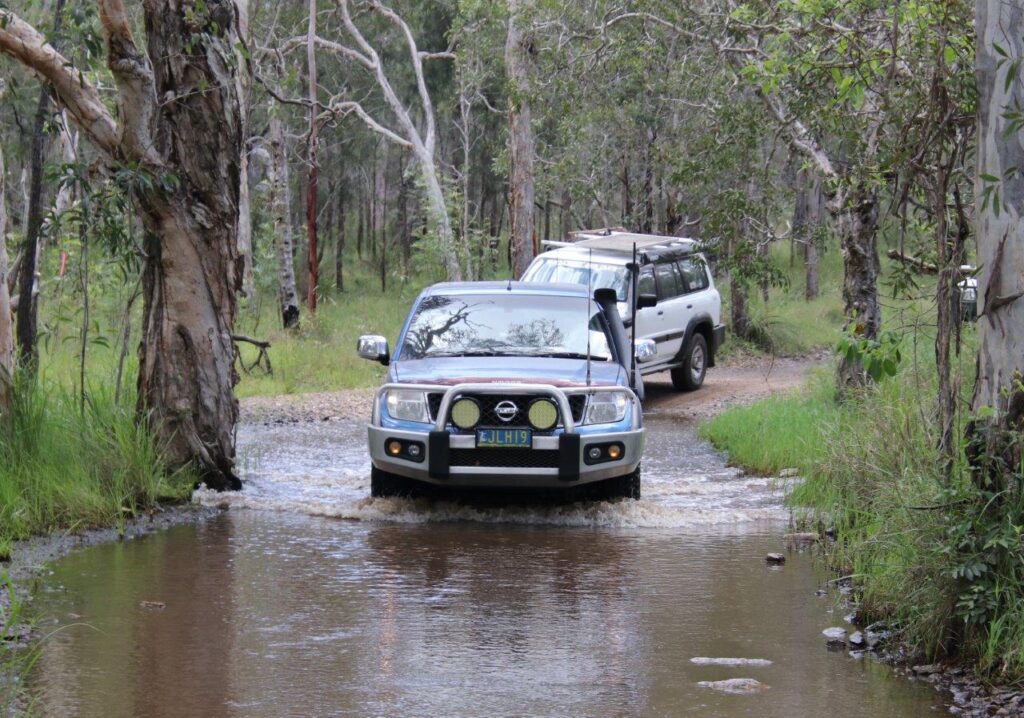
[522,230,726,391]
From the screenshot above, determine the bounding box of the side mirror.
[357,335,390,365]
[636,293,658,309]
[634,338,657,363]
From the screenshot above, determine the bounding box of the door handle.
[657,310,664,316]
[686,304,693,309]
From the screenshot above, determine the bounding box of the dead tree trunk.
[0,140,13,416]
[506,0,536,278]
[269,114,299,328]
[335,184,345,292]
[16,0,65,372]
[305,0,320,315]
[967,0,1024,490]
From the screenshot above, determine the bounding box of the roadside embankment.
[701,355,1024,715]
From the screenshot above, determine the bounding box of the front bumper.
[368,383,644,489]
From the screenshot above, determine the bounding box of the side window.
[678,258,709,293]
[637,267,656,297]
[654,262,681,300]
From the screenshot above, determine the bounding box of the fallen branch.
[232,334,273,376]
[886,249,938,274]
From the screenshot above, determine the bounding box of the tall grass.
[0,383,194,548]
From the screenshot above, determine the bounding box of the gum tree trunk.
[0,1,248,488]
[836,184,881,388]
[967,0,1024,487]
[135,0,246,489]
[506,0,536,278]
[269,115,300,328]
[792,168,823,300]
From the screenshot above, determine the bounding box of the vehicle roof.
[537,231,700,265]
[423,280,593,298]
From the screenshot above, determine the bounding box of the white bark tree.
[0,0,248,489]
[269,113,300,328]
[968,0,1024,485]
[267,0,461,281]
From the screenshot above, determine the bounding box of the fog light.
[607,444,622,460]
[587,446,603,461]
[387,440,402,456]
[407,443,422,458]
[451,398,481,430]
[528,399,558,430]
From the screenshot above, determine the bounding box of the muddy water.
[27,417,947,717]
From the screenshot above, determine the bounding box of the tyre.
[370,466,425,498]
[671,333,708,391]
[585,465,641,501]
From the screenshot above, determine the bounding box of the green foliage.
[0,576,38,715]
[837,330,903,382]
[704,332,1024,681]
[0,382,194,548]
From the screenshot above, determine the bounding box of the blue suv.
[357,282,653,500]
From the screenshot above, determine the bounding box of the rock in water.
[823,626,847,649]
[779,467,800,477]
[697,678,770,695]
[690,657,773,667]
[849,631,865,648]
[765,553,786,564]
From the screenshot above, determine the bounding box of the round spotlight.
[407,444,422,458]
[528,399,558,430]
[587,446,603,461]
[387,440,403,456]
[450,398,481,430]
[607,444,623,460]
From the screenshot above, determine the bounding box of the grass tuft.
[0,383,195,548]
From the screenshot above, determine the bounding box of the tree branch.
[0,8,120,158]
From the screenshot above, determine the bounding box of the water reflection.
[29,513,945,717]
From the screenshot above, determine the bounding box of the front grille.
[428,392,587,429]
[450,448,560,469]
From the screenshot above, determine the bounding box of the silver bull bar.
[372,382,643,431]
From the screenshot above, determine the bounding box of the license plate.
[476,428,532,448]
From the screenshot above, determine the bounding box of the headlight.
[385,389,430,423]
[584,392,630,425]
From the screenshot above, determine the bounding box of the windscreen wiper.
[527,352,609,361]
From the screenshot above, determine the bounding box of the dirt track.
[240,355,823,425]
[642,355,823,422]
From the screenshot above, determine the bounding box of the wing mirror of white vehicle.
[634,338,657,363]
[636,293,658,309]
[357,335,390,365]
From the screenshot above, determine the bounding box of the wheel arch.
[678,313,716,367]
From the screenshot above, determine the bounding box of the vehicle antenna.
[586,247,593,388]
[630,242,638,392]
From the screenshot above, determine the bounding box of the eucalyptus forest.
[2,0,1024,715]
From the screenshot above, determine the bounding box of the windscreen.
[399,294,612,361]
[522,258,631,302]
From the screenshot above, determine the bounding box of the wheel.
[583,465,641,501]
[671,333,707,391]
[370,466,425,498]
